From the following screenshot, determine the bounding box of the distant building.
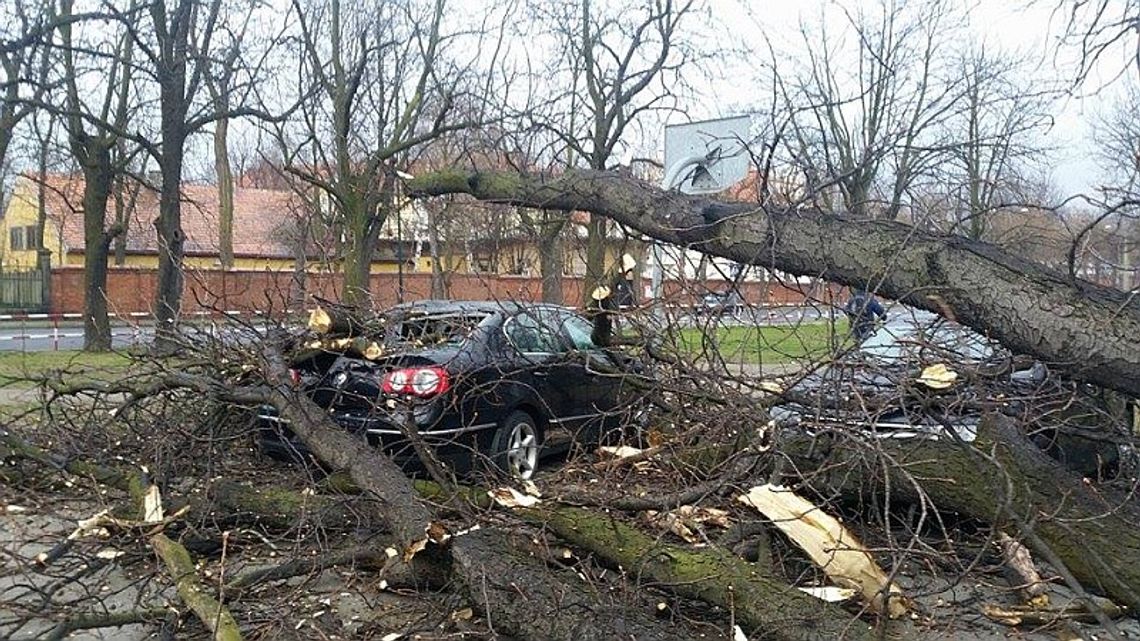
[0,174,429,273]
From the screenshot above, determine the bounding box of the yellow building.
[0,174,431,273]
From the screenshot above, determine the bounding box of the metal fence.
[0,269,46,311]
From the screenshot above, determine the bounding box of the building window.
[24,225,39,249]
[9,227,25,251]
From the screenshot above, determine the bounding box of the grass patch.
[0,350,134,386]
[678,320,850,364]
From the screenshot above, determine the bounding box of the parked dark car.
[770,307,1132,476]
[696,289,743,316]
[258,300,649,479]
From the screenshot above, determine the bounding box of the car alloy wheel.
[492,410,541,480]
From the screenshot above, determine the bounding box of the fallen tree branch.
[43,607,172,641]
[520,504,878,641]
[408,168,1140,397]
[783,414,1140,611]
[152,533,242,641]
[225,543,447,594]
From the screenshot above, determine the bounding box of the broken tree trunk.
[449,527,695,641]
[257,342,711,639]
[0,430,371,532]
[783,414,1140,611]
[407,169,1140,397]
[522,504,877,641]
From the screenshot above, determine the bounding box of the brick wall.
[50,266,833,315]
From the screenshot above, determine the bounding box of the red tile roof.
[30,174,302,258]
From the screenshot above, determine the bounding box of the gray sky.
[683,0,1127,200]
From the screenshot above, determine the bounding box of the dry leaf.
[598,445,645,459]
[738,485,908,618]
[645,506,731,544]
[308,307,332,334]
[488,487,541,508]
[917,363,958,389]
[402,538,428,563]
[426,521,450,544]
[674,505,731,528]
[758,380,784,394]
[798,586,858,602]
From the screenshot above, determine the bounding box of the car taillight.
[381,366,450,398]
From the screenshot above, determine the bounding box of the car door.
[552,309,624,433]
[502,309,571,425]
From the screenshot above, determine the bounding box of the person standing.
[611,253,637,309]
[844,287,887,340]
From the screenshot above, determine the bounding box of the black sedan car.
[258,300,648,479]
[770,307,1130,475]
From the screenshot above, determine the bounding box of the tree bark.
[783,414,1140,611]
[407,169,1140,397]
[80,158,116,352]
[448,526,698,641]
[539,214,565,304]
[521,504,876,641]
[214,116,234,269]
[152,0,202,352]
[583,214,606,307]
[151,533,243,641]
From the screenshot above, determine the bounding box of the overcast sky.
[678,0,1130,200]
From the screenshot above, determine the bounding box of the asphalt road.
[0,305,832,352]
[0,326,152,351]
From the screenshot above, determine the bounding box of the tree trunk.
[427,203,446,299]
[151,0,193,353]
[583,214,606,307]
[539,215,565,304]
[214,116,234,269]
[522,505,876,641]
[154,153,185,351]
[448,527,696,641]
[783,414,1140,611]
[407,169,1140,397]
[79,148,115,351]
[341,219,376,306]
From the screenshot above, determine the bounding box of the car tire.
[489,410,543,480]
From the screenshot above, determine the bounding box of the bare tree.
[1052,0,1140,86]
[1090,80,1140,289]
[529,0,701,304]
[94,0,277,351]
[276,0,475,305]
[771,0,958,219]
[54,0,141,351]
[944,46,1055,240]
[0,2,51,194]
[202,23,248,269]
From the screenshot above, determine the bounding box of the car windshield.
[861,316,996,364]
[388,312,492,347]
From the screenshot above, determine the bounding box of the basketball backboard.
[663,115,752,194]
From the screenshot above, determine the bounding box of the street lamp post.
[396,207,404,304]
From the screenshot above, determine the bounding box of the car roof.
[384,299,578,317]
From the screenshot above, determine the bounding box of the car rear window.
[389,313,492,347]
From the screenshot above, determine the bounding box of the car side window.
[559,313,597,351]
[505,312,561,354]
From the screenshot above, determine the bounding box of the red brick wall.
[50,266,831,315]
